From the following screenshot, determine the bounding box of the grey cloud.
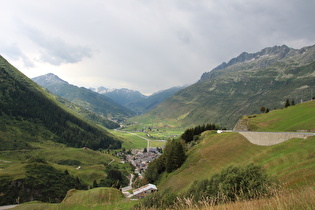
[2,0,315,94]
[20,22,93,66]
[0,43,35,67]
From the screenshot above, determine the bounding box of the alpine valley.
[1,44,315,209]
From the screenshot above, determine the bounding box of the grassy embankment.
[14,187,138,210]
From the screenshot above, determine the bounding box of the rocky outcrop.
[233,118,250,131]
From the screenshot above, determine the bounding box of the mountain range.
[91,86,187,114]
[137,44,315,129]
[32,73,135,122]
[33,73,186,116]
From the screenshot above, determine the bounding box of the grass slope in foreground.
[158,101,315,193]
[14,187,138,210]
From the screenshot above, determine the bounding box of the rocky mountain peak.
[200,45,310,81]
[32,73,68,86]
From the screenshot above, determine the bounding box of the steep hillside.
[32,73,135,122]
[0,55,121,150]
[139,44,315,129]
[157,102,315,194]
[55,96,120,129]
[236,100,315,132]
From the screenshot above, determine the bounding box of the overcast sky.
[1,0,315,95]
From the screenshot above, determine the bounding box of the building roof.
[133,184,157,196]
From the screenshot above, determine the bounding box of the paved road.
[0,205,18,210]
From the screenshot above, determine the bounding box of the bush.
[135,189,178,209]
[185,163,275,204]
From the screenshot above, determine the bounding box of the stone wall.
[239,132,315,146]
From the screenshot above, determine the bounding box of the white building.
[132,184,158,199]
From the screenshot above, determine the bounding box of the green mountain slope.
[236,100,315,132]
[32,73,135,122]
[54,96,120,129]
[0,55,121,150]
[138,44,315,129]
[157,101,315,193]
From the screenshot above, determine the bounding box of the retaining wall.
[238,132,315,146]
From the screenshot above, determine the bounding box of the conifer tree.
[285,99,290,108]
[165,139,186,173]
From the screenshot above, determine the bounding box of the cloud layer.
[1,0,314,94]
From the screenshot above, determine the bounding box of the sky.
[1,0,315,95]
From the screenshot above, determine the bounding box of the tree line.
[144,139,186,184]
[181,123,224,143]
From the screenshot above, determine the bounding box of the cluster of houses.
[121,148,161,199]
[125,147,162,176]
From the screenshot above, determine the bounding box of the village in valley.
[125,147,162,176]
[117,146,162,198]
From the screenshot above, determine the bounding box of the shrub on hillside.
[185,163,274,203]
[137,164,276,209]
[98,169,129,189]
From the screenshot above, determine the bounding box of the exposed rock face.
[233,118,250,131]
[200,44,315,81]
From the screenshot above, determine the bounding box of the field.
[111,121,185,149]
[0,140,133,185]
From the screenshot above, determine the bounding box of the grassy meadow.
[246,100,315,132]
[0,140,133,185]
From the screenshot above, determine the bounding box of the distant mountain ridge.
[200,44,315,81]
[138,44,315,129]
[91,86,187,114]
[92,87,147,108]
[32,74,135,121]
